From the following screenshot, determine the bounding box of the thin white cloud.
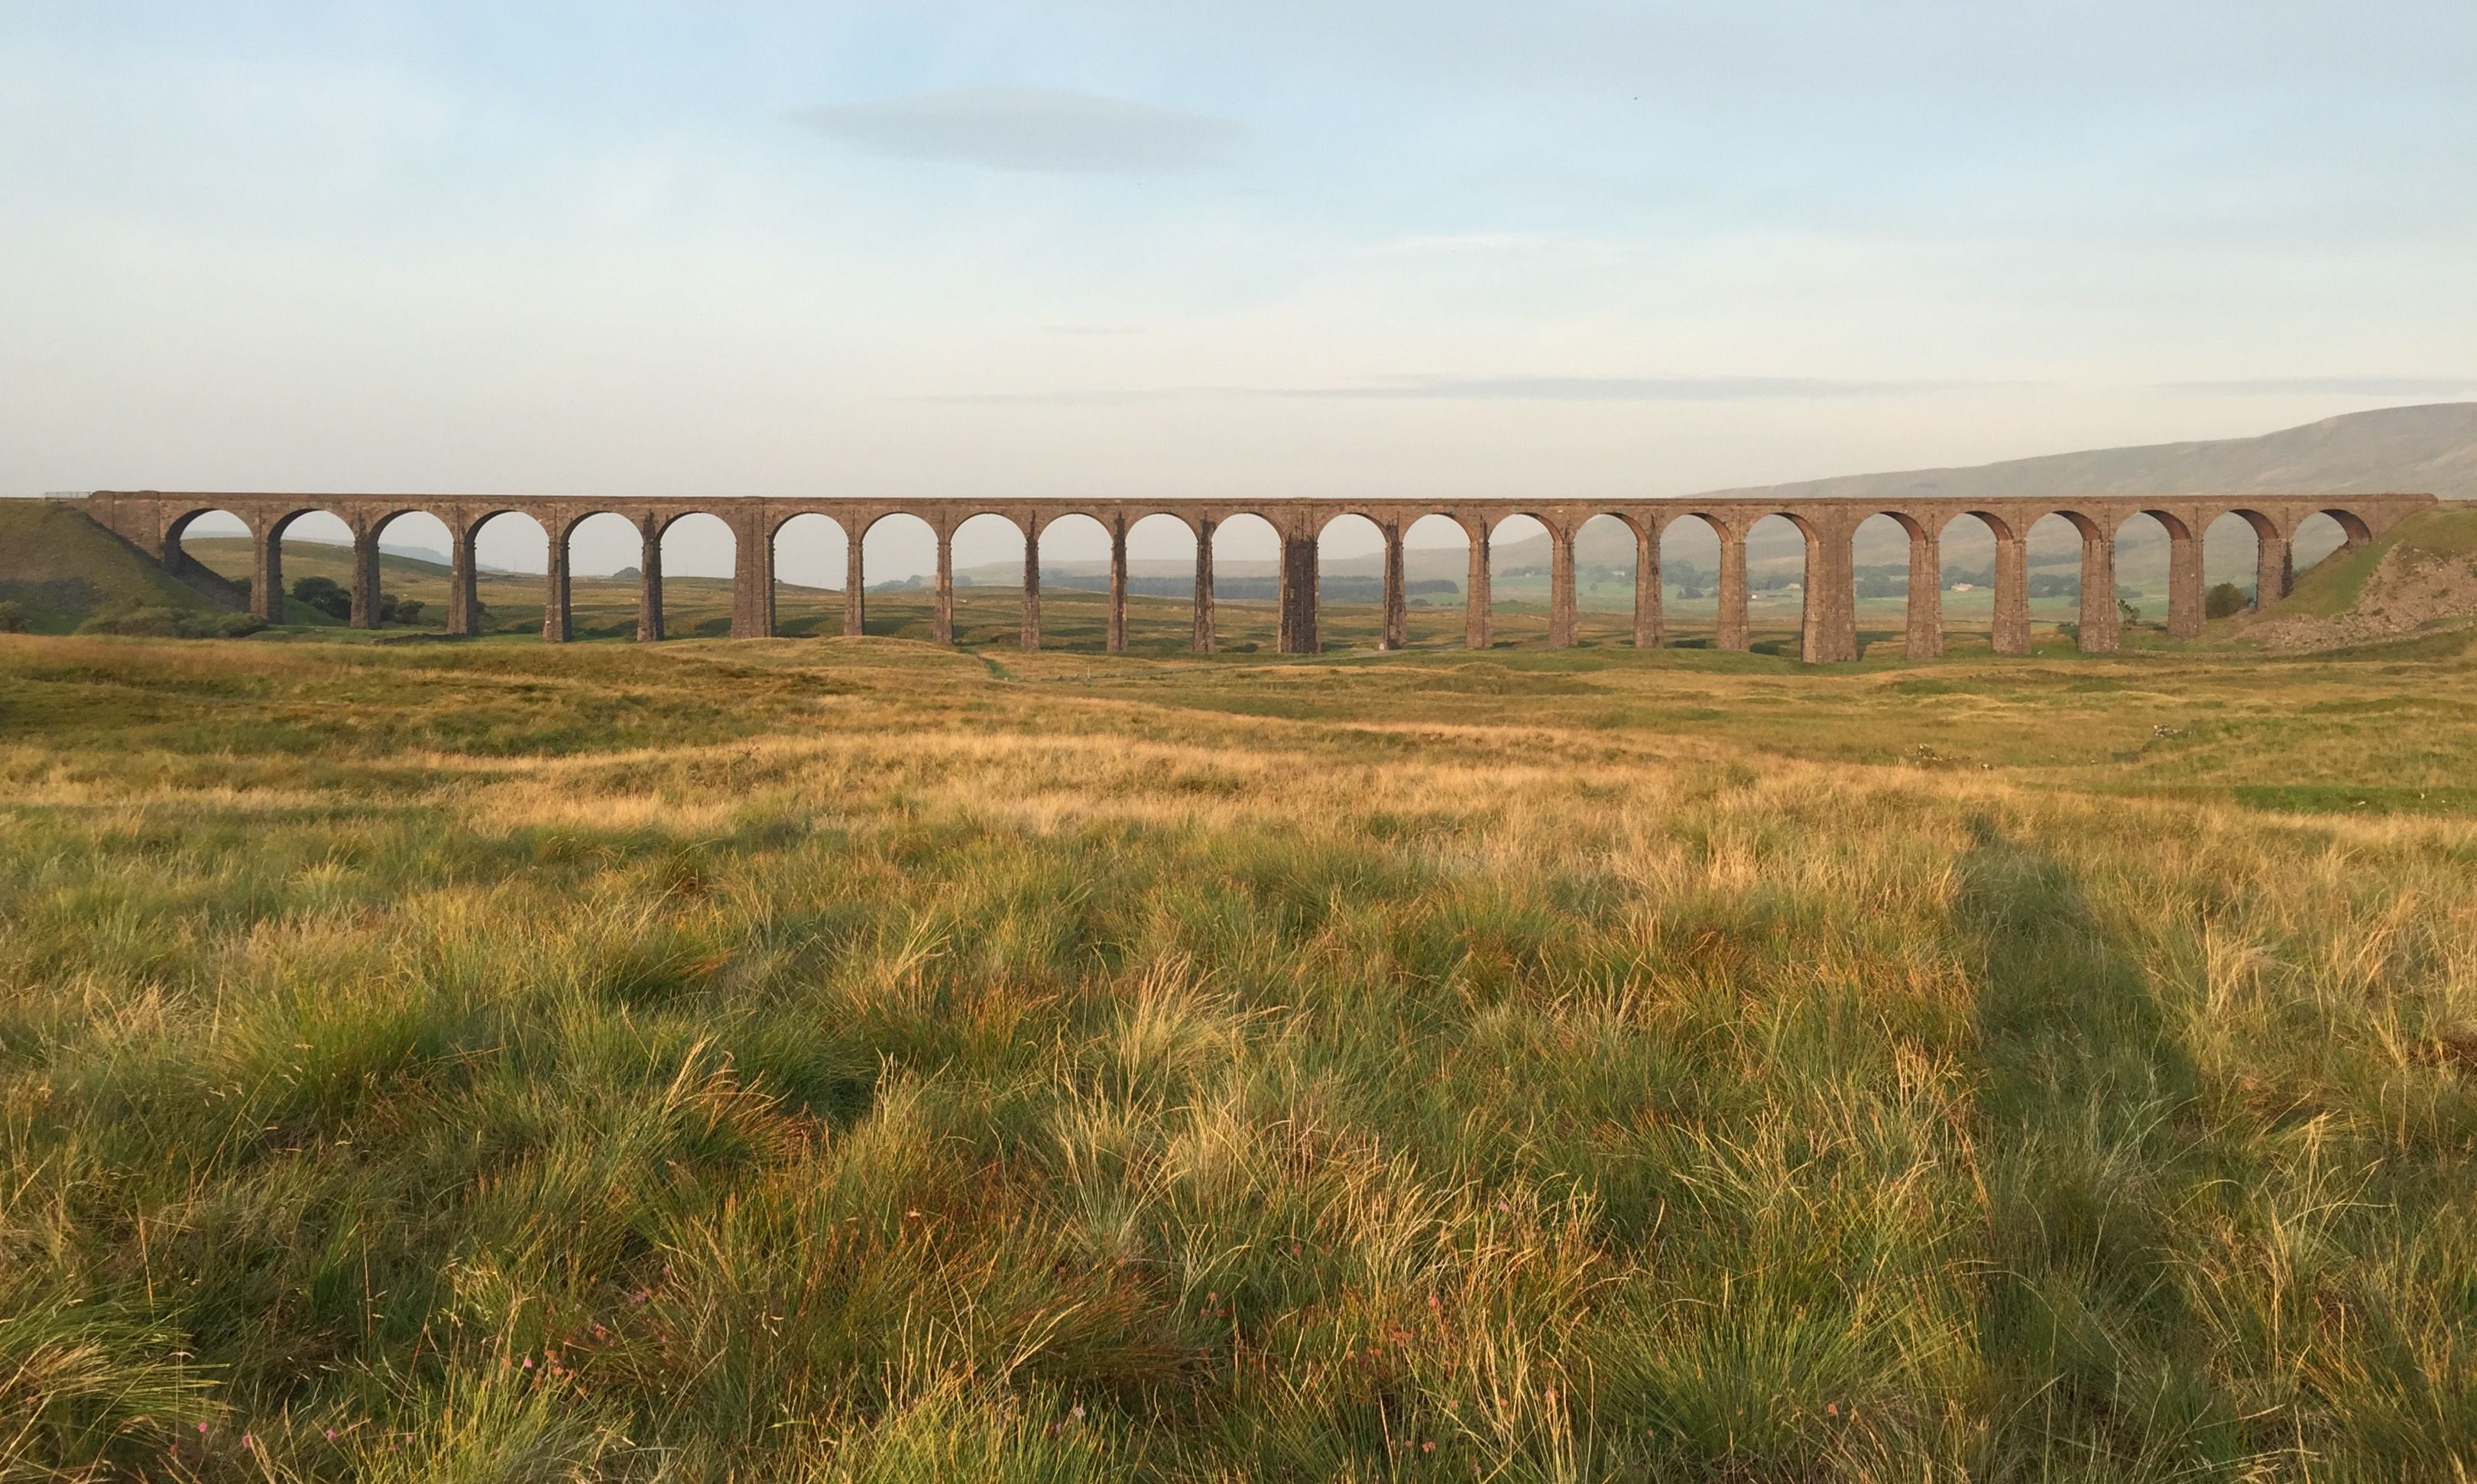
[796,88,1246,173]
[2164,376,2477,397]
[909,374,1989,405]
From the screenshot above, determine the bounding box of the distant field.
[178,535,2139,652]
[4,629,2474,1479]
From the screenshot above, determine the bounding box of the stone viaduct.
[81,490,2437,662]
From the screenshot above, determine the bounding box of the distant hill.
[965,403,2477,591]
[1526,400,2477,575]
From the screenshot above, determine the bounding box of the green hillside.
[0,499,241,633]
[2236,503,2477,649]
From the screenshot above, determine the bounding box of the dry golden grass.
[2,627,2475,1480]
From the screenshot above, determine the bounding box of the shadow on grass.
[1957,821,2245,1479]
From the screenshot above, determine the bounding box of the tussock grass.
[2,631,2475,1479]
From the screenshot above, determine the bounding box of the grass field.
[4,620,2475,1480]
[170,535,2116,652]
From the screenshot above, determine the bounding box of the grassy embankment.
[3,627,2475,1480]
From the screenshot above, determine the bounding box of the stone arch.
[1397,513,1471,650]
[1571,513,1644,646]
[1934,510,2025,654]
[2029,508,2122,653]
[857,511,937,639]
[2203,508,2281,614]
[1208,512,1283,653]
[550,510,642,641]
[1314,513,1386,651]
[365,509,453,630]
[2291,510,2362,578]
[2112,510,2190,640]
[1128,511,1201,653]
[1744,512,1814,657]
[1483,514,1551,647]
[951,512,1029,647]
[265,507,359,627]
[160,506,264,614]
[1658,513,1730,648]
[656,512,737,640]
[442,509,549,637]
[1853,511,1932,659]
[1032,512,1112,650]
[770,513,849,637]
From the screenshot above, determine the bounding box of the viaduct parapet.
[78,490,2438,661]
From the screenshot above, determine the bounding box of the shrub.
[0,599,25,633]
[2205,582,2249,619]
[76,606,190,637]
[73,605,269,640]
[291,575,352,621]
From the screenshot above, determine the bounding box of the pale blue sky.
[3,2,2472,578]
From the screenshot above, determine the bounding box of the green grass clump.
[2,629,2475,1480]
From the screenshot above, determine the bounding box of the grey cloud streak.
[796,88,1247,173]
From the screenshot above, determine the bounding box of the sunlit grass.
[2,627,2474,1480]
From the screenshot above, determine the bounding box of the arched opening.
[268,510,358,627]
[1033,513,1113,650]
[2291,510,2360,580]
[1401,514,1470,650]
[160,507,258,611]
[1850,513,1922,658]
[770,514,848,637]
[364,510,452,630]
[859,513,937,639]
[459,510,551,637]
[1127,512,1199,653]
[559,513,644,640]
[1315,514,1385,651]
[1744,514,1809,656]
[2021,514,2090,649]
[2112,511,2187,641]
[1485,514,1551,647]
[1572,514,1640,647]
[1934,513,2012,653]
[950,513,1027,646]
[1659,515,1725,647]
[1209,514,1282,653]
[2204,510,2274,617]
[658,513,737,640]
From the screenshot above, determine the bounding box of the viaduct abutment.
[82,491,2436,662]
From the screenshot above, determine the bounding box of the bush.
[75,605,268,640]
[291,575,352,621]
[0,599,26,633]
[2205,582,2249,619]
[378,595,426,627]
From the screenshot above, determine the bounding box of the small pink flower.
[198,1423,209,1434]
[522,1356,533,1369]
[326,1428,338,1440]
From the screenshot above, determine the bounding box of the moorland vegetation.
[3,612,2475,1481]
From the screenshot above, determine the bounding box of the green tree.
[2205,582,2248,619]
[290,576,351,621]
